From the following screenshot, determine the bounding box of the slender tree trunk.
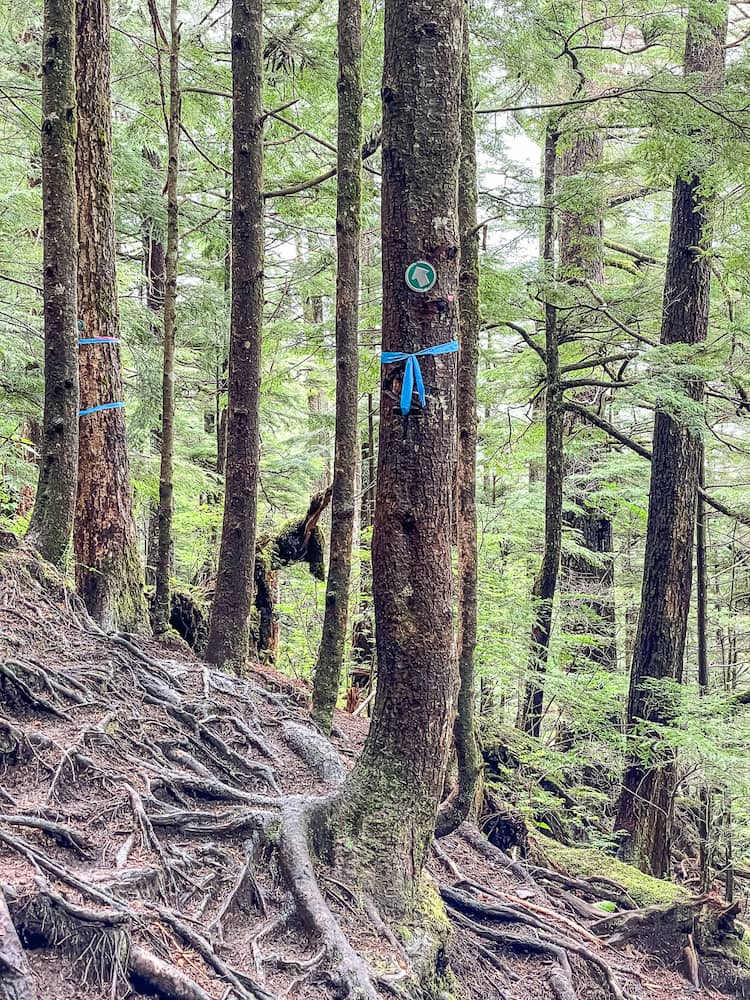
[333,0,462,917]
[435,2,482,836]
[152,3,181,634]
[74,0,147,630]
[311,0,362,732]
[26,0,79,564]
[519,122,563,738]
[558,122,616,674]
[205,0,264,671]
[614,3,727,877]
[696,446,713,893]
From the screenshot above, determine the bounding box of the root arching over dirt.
[0,547,747,1000]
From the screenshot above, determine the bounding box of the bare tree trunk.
[26,0,79,564]
[311,0,362,732]
[519,121,563,738]
[333,0,462,916]
[152,1,181,634]
[435,1,482,836]
[74,0,147,630]
[615,2,727,877]
[205,0,264,671]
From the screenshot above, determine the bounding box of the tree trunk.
[614,3,727,877]
[435,2,482,836]
[26,0,79,565]
[205,0,264,672]
[333,0,462,917]
[73,0,147,631]
[557,118,616,675]
[0,890,36,1000]
[311,0,362,733]
[152,3,181,634]
[519,122,563,738]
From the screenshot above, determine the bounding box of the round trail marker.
[405,260,437,293]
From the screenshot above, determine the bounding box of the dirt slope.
[0,545,747,1000]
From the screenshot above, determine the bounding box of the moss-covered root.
[533,832,685,908]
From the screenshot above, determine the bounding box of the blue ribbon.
[381,340,459,415]
[79,402,125,417]
[79,337,120,345]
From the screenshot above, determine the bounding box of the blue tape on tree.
[78,338,120,344]
[381,340,459,415]
[79,402,126,417]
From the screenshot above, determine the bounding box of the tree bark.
[614,2,727,877]
[205,0,264,671]
[74,0,147,631]
[311,0,362,733]
[435,1,482,836]
[519,122,563,738]
[333,0,462,917]
[557,116,616,676]
[0,890,36,1000]
[152,3,181,634]
[26,0,79,565]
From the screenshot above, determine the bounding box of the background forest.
[2,0,750,928]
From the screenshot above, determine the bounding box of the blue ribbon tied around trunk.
[381,340,459,416]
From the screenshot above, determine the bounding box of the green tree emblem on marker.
[405,260,437,292]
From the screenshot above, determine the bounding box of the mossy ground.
[535,831,686,906]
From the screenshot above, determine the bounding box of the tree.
[557,114,617,676]
[332,0,462,913]
[311,0,362,733]
[74,0,147,630]
[205,0,264,671]
[614,0,727,878]
[151,0,181,635]
[435,1,482,836]
[518,120,564,738]
[26,0,79,564]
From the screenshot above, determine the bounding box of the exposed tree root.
[277,794,378,1000]
[0,888,36,1000]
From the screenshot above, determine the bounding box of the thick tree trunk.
[519,122,563,738]
[152,5,181,634]
[614,3,726,877]
[205,0,264,671]
[74,0,147,631]
[435,3,482,836]
[333,0,462,917]
[311,0,362,733]
[26,0,79,565]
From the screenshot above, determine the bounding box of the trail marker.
[405,260,437,293]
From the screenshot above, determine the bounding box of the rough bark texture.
[0,891,36,1000]
[205,0,264,671]
[615,4,727,877]
[519,123,563,738]
[152,6,181,634]
[73,0,147,631]
[333,0,462,917]
[435,4,482,836]
[26,0,79,565]
[311,0,362,733]
[558,117,616,674]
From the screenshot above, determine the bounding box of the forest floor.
[0,544,747,1000]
